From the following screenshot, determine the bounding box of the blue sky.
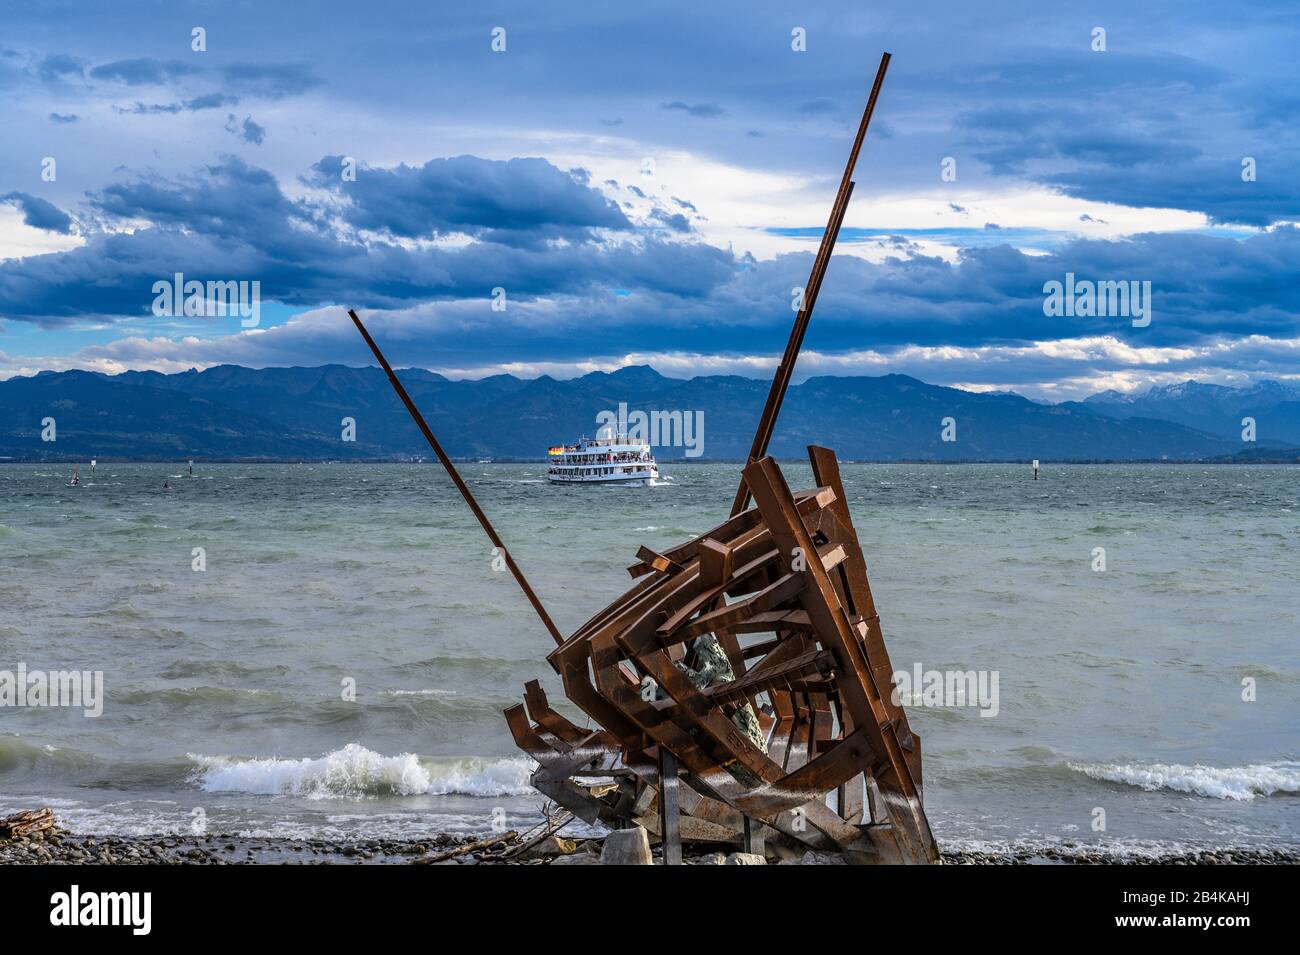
[1,0,1298,400]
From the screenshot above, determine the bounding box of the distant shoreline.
[8,368,1297,464]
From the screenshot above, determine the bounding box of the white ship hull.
[548,467,659,486]
[547,432,659,486]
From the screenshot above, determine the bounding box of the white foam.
[1070,760,1300,800]
[188,744,535,799]
[418,756,536,797]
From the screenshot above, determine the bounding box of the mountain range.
[1080,380,1300,446]
[2,365,1298,462]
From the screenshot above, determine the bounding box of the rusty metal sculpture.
[348,51,937,863]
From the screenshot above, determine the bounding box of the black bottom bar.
[3,860,1284,939]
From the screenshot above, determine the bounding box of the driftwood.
[409,829,519,865]
[500,808,575,860]
[0,807,58,841]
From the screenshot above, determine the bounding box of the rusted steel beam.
[506,444,936,858]
[731,52,891,516]
[666,571,805,643]
[657,747,684,865]
[729,609,814,635]
[706,648,834,707]
[626,487,834,578]
[476,189,936,861]
[807,445,923,783]
[343,53,937,860]
[346,307,564,647]
[742,454,937,862]
[743,815,765,857]
[837,773,866,824]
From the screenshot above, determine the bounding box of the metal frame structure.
[347,51,937,863]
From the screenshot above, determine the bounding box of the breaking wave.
[188,743,534,799]
[1069,761,1300,801]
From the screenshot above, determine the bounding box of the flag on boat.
[547,446,565,456]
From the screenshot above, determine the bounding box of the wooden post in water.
[1033,459,1040,480]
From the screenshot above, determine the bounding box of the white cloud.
[0,206,83,260]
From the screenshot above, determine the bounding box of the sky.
[1,0,1298,401]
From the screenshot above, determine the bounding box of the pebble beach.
[3,827,1297,866]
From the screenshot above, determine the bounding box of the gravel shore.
[938,845,1299,865]
[2,829,1297,865]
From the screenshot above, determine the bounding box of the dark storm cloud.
[4,0,1299,387]
[80,58,321,116]
[226,114,266,145]
[86,57,321,97]
[89,156,304,238]
[797,98,836,115]
[37,53,84,81]
[650,208,692,233]
[120,93,239,114]
[0,156,730,326]
[220,63,323,99]
[2,153,1296,368]
[949,51,1300,227]
[1,192,73,233]
[1045,158,1299,229]
[306,155,632,246]
[662,101,725,118]
[957,104,1202,174]
[89,58,199,85]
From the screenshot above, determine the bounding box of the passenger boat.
[547,426,659,485]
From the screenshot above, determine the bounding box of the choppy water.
[1,461,1297,856]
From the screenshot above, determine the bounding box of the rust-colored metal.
[506,444,937,862]
[501,53,937,864]
[351,53,937,863]
[730,51,891,517]
[346,308,565,646]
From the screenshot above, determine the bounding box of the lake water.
[1,461,1296,857]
